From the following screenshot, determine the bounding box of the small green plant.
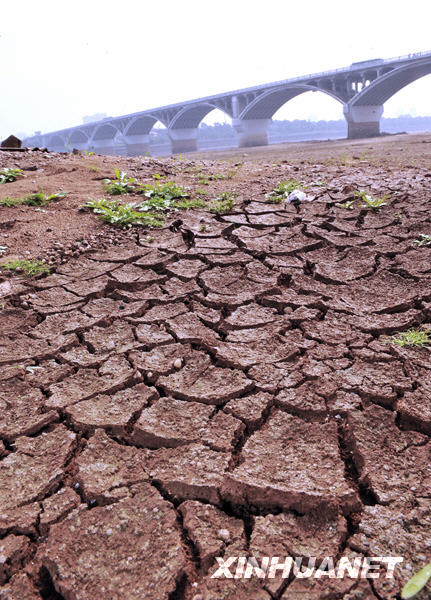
[197,175,210,185]
[82,198,164,228]
[83,150,95,157]
[136,181,194,211]
[103,169,137,195]
[0,259,50,276]
[265,180,304,203]
[152,173,165,180]
[209,192,235,214]
[195,188,208,197]
[0,191,66,207]
[336,200,355,210]
[354,190,389,210]
[386,327,431,348]
[401,563,431,599]
[0,168,24,184]
[414,234,431,247]
[0,197,21,207]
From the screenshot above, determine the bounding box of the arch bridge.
[24,51,431,155]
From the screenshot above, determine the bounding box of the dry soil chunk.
[333,359,411,407]
[158,350,254,404]
[0,572,41,600]
[222,411,359,515]
[0,535,30,584]
[0,425,76,512]
[250,510,347,597]
[349,502,431,599]
[224,391,274,428]
[83,320,138,354]
[179,500,246,570]
[66,383,157,436]
[39,487,81,536]
[146,443,230,505]
[75,429,149,503]
[42,484,187,600]
[130,343,191,377]
[131,397,214,448]
[396,388,431,435]
[222,303,279,330]
[345,405,430,504]
[46,360,137,409]
[0,381,58,442]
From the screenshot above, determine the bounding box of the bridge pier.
[344,105,383,139]
[233,118,270,148]
[168,128,198,154]
[124,134,150,156]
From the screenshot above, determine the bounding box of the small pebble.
[174,358,182,369]
[218,528,230,542]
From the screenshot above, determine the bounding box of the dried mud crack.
[0,135,430,599]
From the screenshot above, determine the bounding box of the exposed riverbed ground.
[0,133,430,599]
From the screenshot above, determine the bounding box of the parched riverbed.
[0,133,430,599]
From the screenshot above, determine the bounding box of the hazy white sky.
[1,0,431,139]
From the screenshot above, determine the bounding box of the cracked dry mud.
[0,136,431,599]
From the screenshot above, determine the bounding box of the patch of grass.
[87,164,99,172]
[209,191,235,214]
[265,180,304,203]
[103,169,137,195]
[386,327,431,348]
[414,233,431,247]
[0,259,50,276]
[195,189,208,197]
[354,190,389,210]
[0,191,66,207]
[82,198,165,228]
[0,168,24,184]
[0,197,21,207]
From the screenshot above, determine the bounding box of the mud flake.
[65,383,157,437]
[179,500,246,570]
[42,484,187,600]
[222,411,359,515]
[0,425,76,512]
[158,350,254,404]
[345,405,430,504]
[146,443,230,505]
[39,487,81,536]
[76,429,149,503]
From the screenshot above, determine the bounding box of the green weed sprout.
[401,563,431,599]
[82,198,164,228]
[354,190,389,210]
[0,259,50,276]
[413,234,431,247]
[209,192,235,214]
[136,181,199,211]
[103,169,137,195]
[265,180,304,203]
[336,200,355,210]
[0,168,24,184]
[386,327,431,348]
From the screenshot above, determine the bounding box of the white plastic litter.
[286,189,308,203]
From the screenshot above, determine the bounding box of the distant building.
[82,113,108,124]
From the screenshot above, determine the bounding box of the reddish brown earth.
[0,134,431,599]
